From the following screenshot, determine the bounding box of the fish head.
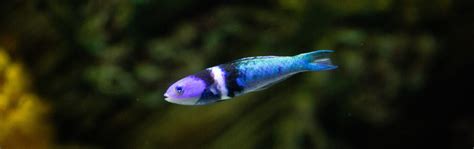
[164,76,206,105]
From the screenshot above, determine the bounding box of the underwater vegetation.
[0,0,473,149]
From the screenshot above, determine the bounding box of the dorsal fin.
[234,56,278,62]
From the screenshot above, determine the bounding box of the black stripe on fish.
[219,63,244,97]
[196,85,221,105]
[192,69,214,86]
[193,69,221,105]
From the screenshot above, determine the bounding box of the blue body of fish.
[164,50,337,105]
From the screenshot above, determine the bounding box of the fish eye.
[175,86,184,94]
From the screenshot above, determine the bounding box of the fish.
[164,50,337,105]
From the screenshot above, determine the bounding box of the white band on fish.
[209,66,230,99]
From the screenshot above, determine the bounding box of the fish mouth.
[163,94,199,105]
[164,93,171,102]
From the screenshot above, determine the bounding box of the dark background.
[0,0,473,148]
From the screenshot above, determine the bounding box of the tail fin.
[296,50,338,71]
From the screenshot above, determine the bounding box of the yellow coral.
[0,48,52,149]
[0,50,9,71]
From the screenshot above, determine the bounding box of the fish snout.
[164,93,171,102]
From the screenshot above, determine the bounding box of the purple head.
[164,76,207,105]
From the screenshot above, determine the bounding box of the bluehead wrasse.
[164,50,337,105]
